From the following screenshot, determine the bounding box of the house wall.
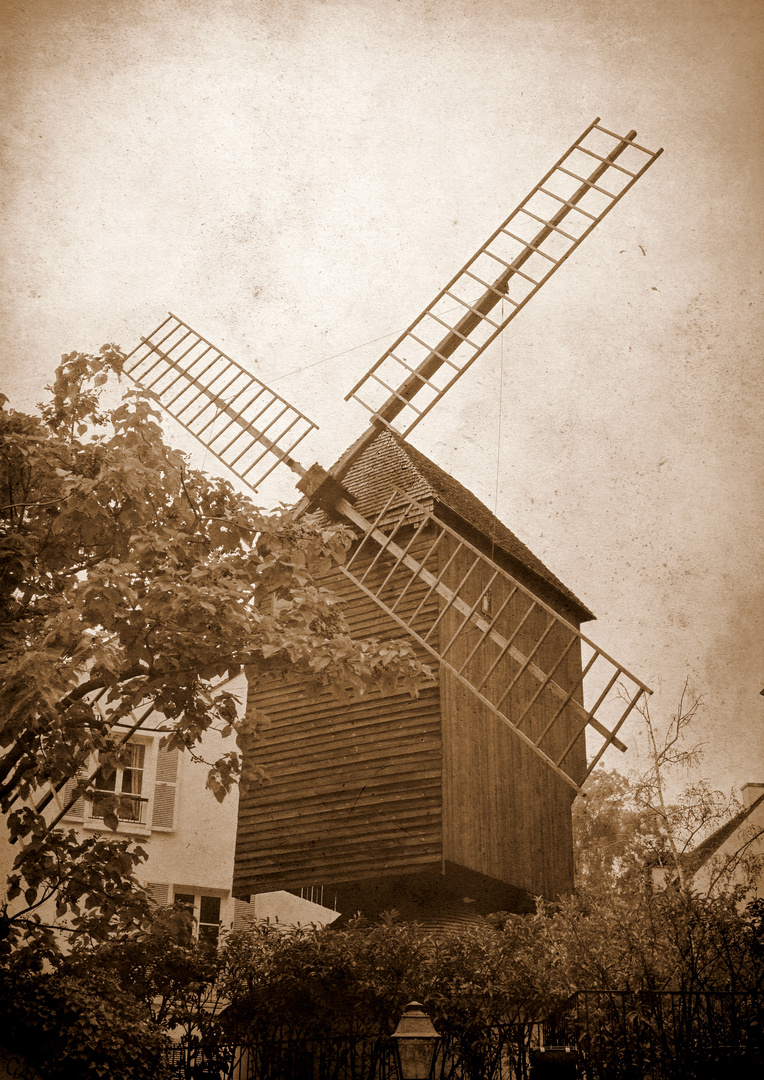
[131,722,243,931]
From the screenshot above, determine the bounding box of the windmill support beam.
[335,495,630,756]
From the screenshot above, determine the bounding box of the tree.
[0,347,428,954]
[629,680,739,890]
[572,768,667,890]
[574,682,745,895]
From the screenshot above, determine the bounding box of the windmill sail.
[335,488,650,792]
[123,313,652,789]
[123,313,317,492]
[124,119,658,791]
[345,119,663,437]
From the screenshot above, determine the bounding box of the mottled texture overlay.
[1,0,762,793]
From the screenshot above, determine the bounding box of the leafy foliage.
[572,768,667,890]
[0,952,172,1080]
[574,684,748,896]
[9,893,760,1080]
[628,681,741,889]
[0,347,429,954]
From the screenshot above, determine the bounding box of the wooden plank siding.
[232,532,444,898]
[436,507,586,900]
[233,429,590,910]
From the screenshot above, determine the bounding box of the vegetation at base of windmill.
[217,917,427,1043]
[219,915,570,1057]
[527,891,764,1078]
[3,894,760,1080]
[0,349,429,953]
[412,916,563,1080]
[182,898,761,1072]
[527,884,764,996]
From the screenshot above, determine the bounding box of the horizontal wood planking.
[234,502,585,905]
[233,535,444,897]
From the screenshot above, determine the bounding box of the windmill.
[124,119,662,919]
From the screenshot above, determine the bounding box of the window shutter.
[60,769,86,820]
[233,897,255,932]
[145,882,170,907]
[152,745,179,829]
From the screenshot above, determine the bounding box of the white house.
[12,672,249,942]
[651,782,764,901]
[3,671,338,942]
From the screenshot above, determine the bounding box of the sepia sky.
[2,0,763,797]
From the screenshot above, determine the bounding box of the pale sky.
[2,0,763,798]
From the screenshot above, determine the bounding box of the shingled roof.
[334,428,594,622]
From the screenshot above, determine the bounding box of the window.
[92,743,147,823]
[174,892,222,945]
[60,735,179,833]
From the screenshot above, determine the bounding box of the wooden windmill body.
[122,120,661,920]
[234,430,594,918]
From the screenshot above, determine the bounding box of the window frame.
[173,889,224,945]
[60,729,180,836]
[90,741,149,825]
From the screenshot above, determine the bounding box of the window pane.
[199,895,221,924]
[91,793,111,818]
[174,893,195,912]
[121,744,145,795]
[128,743,146,769]
[92,756,116,818]
[199,896,221,946]
[94,765,117,793]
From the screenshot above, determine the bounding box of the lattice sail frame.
[345,119,663,437]
[123,313,317,492]
[121,120,659,787]
[338,489,651,792]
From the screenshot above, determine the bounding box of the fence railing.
[166,991,763,1080]
[547,990,764,1080]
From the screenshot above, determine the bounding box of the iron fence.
[166,991,762,1080]
[546,990,764,1080]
